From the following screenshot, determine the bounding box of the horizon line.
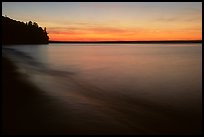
[49,40,202,44]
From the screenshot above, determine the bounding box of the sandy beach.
[2,57,67,134]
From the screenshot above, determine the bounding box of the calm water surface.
[3,43,202,134]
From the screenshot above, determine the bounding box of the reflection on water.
[3,44,202,134]
[47,44,201,105]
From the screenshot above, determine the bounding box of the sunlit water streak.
[2,43,202,134]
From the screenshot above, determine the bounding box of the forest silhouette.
[2,16,49,45]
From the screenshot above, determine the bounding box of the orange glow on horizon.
[48,29,202,41]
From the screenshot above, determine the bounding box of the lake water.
[3,43,202,134]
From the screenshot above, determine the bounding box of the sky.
[2,2,202,41]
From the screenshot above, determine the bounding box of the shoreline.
[2,57,81,135]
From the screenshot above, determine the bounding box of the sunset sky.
[2,2,202,41]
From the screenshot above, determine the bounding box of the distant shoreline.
[49,40,202,44]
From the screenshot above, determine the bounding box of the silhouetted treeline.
[2,16,49,45]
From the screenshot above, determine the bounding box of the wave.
[2,47,75,77]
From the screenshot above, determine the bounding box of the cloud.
[47,25,150,41]
[155,15,201,22]
[48,25,146,36]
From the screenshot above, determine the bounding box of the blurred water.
[3,43,202,134]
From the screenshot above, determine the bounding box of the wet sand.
[2,56,202,135]
[2,57,69,134]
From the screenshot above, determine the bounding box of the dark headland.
[2,16,49,45]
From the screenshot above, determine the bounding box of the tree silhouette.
[2,16,49,45]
